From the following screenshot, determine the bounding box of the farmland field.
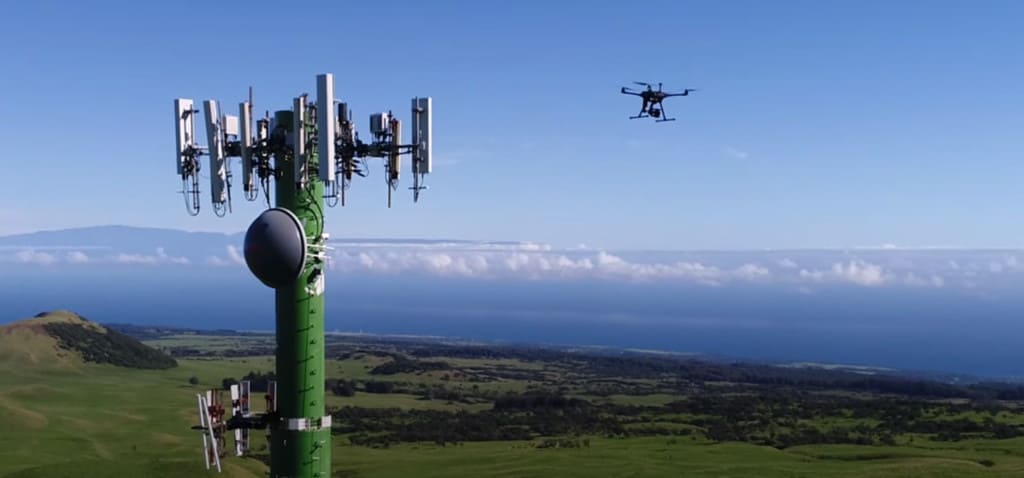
[4,326,1024,477]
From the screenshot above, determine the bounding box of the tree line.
[43,322,177,369]
[329,389,1024,449]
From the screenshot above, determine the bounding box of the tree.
[326,378,357,397]
[189,376,200,386]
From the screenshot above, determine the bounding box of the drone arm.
[620,88,642,96]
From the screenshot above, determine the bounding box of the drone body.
[620,82,697,122]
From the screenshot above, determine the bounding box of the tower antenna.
[172,73,436,476]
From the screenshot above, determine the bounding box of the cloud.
[777,258,799,269]
[65,251,90,264]
[114,247,189,265]
[14,249,57,265]
[799,259,887,286]
[226,245,245,264]
[734,263,771,280]
[722,146,749,160]
[829,260,886,286]
[205,245,246,267]
[327,248,772,285]
[794,258,953,288]
[3,235,1023,291]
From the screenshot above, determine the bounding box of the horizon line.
[2,224,1023,253]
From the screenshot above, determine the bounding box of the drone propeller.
[633,81,651,87]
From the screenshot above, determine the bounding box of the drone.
[620,82,697,122]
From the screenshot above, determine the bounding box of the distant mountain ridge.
[0,225,541,267]
[0,225,524,250]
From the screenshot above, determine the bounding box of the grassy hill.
[0,310,97,369]
[0,311,176,370]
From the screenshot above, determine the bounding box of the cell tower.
[175,73,433,477]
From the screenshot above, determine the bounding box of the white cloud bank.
[207,245,246,267]
[2,240,1022,289]
[328,249,770,285]
[799,260,887,287]
[13,249,58,266]
[66,251,90,264]
[114,247,189,265]
[2,247,188,266]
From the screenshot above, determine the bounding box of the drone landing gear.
[629,99,651,120]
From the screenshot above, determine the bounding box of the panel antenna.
[174,98,204,215]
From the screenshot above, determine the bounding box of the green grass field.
[4,357,1024,477]
[331,438,1024,478]
[5,317,1024,477]
[0,358,268,477]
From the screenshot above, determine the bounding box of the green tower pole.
[270,109,331,478]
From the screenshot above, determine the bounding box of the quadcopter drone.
[620,82,697,122]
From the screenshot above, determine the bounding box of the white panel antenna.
[196,393,222,472]
[239,102,255,197]
[293,96,307,186]
[412,97,432,175]
[203,100,228,211]
[175,98,204,215]
[316,74,336,185]
[174,98,197,176]
[230,384,243,457]
[223,115,240,137]
[239,380,251,454]
[195,394,211,470]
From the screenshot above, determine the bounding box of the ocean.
[2,265,1022,378]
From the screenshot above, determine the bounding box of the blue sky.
[1,0,1022,250]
